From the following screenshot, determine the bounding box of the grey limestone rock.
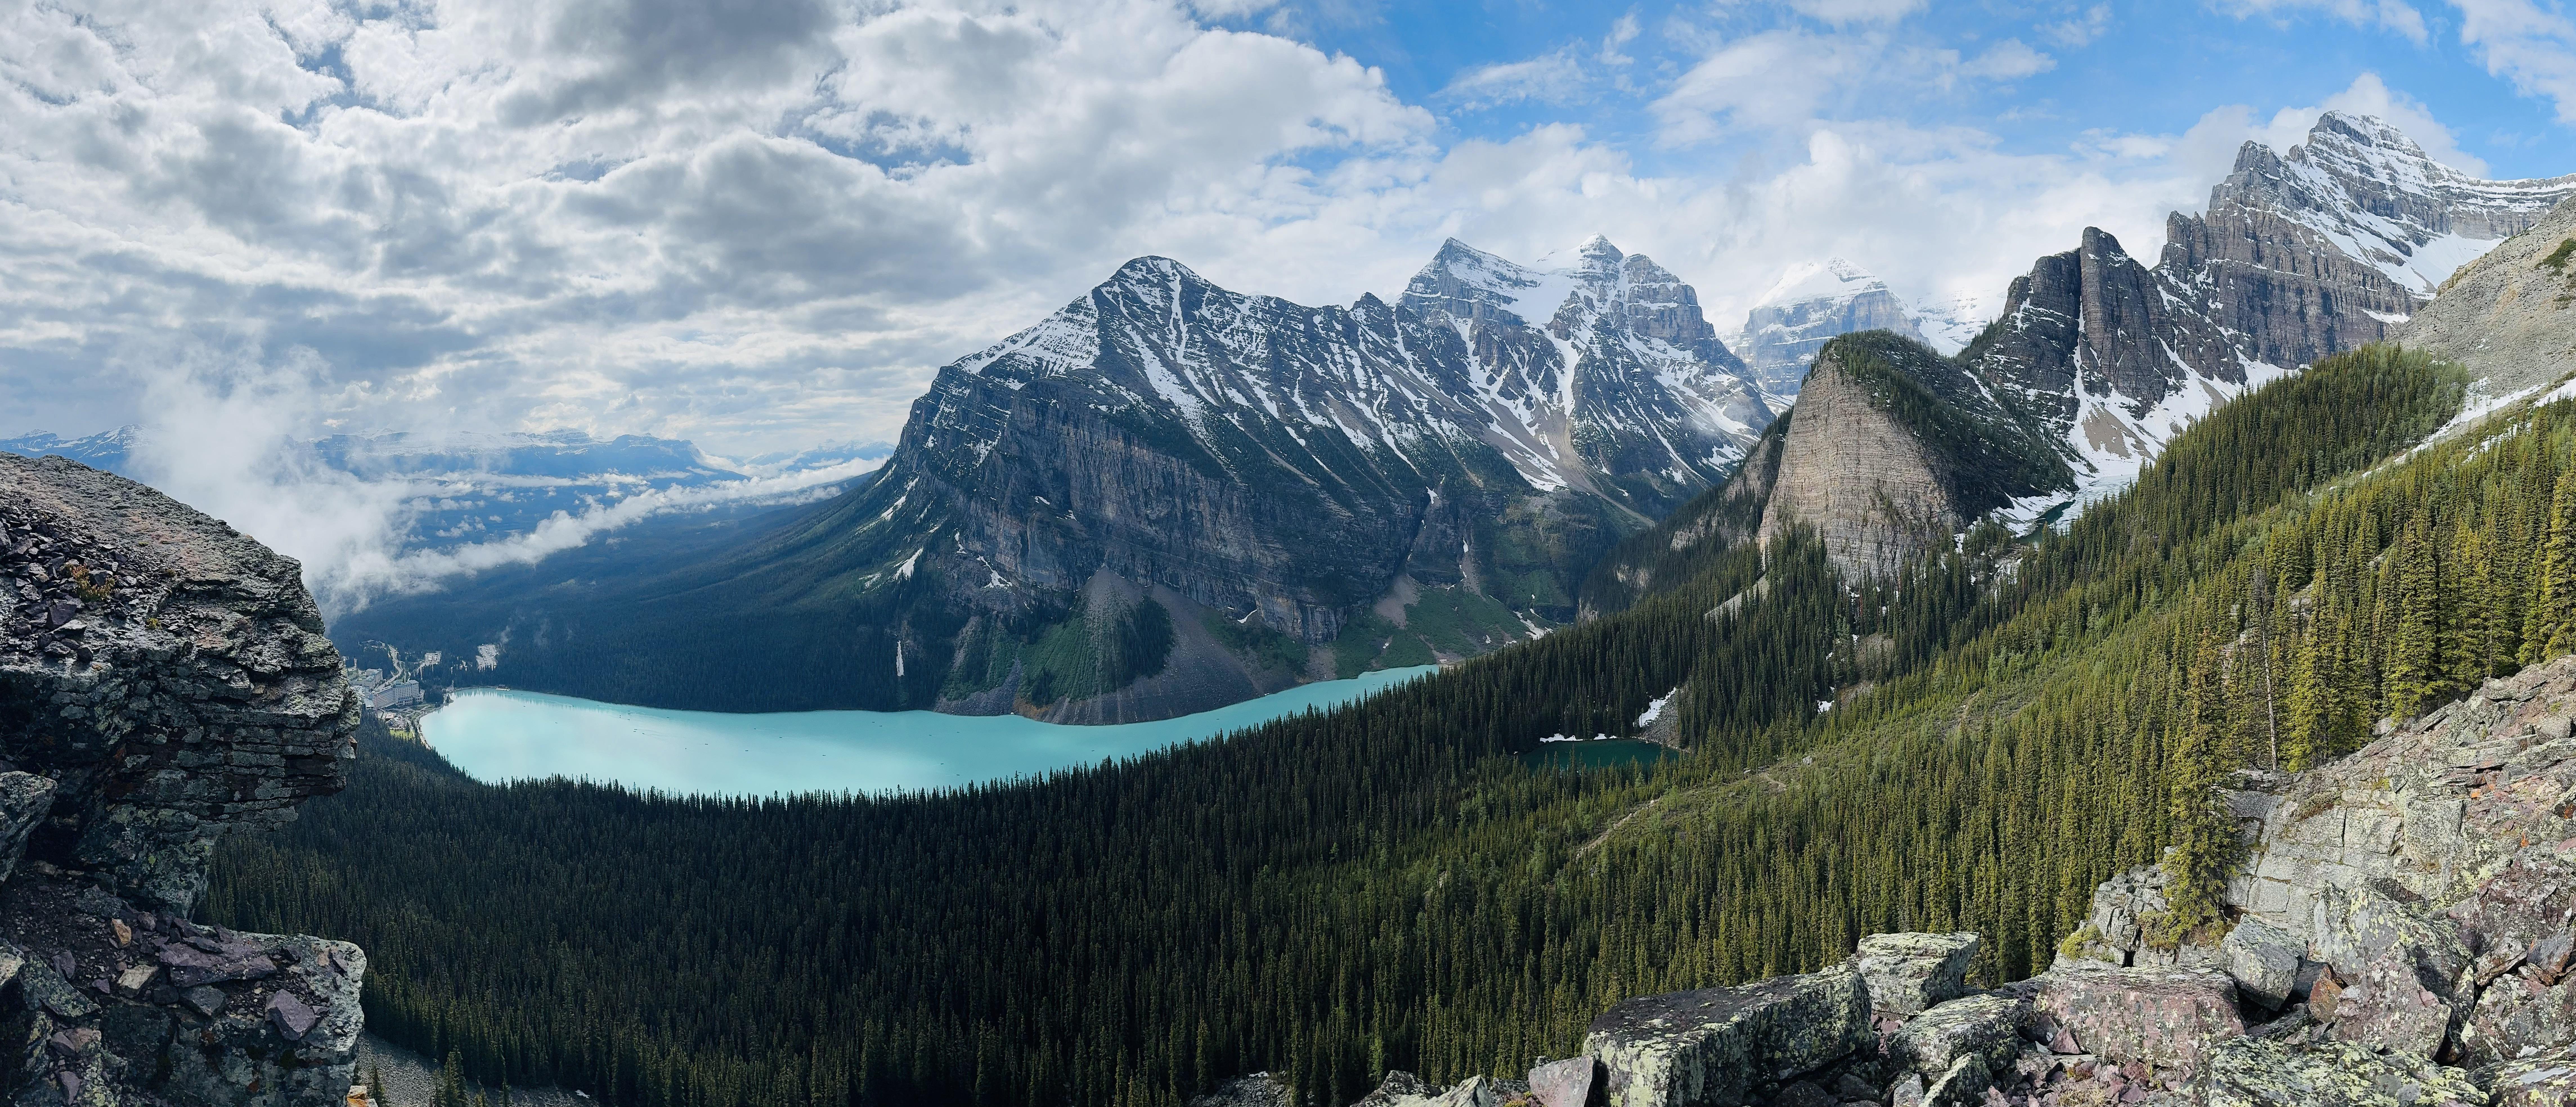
[1752,335,2066,582]
[1348,1072,1509,1107]
[2218,917,2304,1010]
[1582,963,1870,1107]
[2054,865,2172,969]
[1185,1073,1293,1107]
[1854,932,1980,1019]
[2400,194,2576,396]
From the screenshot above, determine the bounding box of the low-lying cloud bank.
[123,349,878,616]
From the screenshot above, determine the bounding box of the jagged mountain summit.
[1586,112,2573,604]
[1731,258,1932,395]
[336,237,1768,720]
[1970,110,2576,508]
[1396,234,1773,499]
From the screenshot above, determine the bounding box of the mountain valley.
[15,106,2576,1107]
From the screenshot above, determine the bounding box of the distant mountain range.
[333,236,1774,717]
[0,426,891,555]
[165,112,2576,720]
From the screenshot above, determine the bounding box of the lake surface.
[419,667,1439,797]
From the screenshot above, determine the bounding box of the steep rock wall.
[1754,349,1961,583]
[0,453,364,1107]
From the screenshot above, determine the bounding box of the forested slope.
[213,344,2568,1107]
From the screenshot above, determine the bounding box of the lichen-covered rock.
[2219,917,2304,1010]
[2016,964,2245,1071]
[2193,1037,2485,1106]
[1583,963,1869,1107]
[2056,866,2171,969]
[1888,994,2026,1081]
[1855,933,1979,1018]
[2485,1046,2576,1106]
[0,455,365,1107]
[0,455,359,911]
[2309,880,2470,1058]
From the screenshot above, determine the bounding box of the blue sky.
[1256,1,2568,178]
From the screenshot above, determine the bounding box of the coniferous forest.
[213,345,2576,1107]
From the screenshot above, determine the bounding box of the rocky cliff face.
[2400,194,2576,395]
[1754,333,2068,582]
[1971,111,2576,508]
[0,454,364,1107]
[1733,259,1933,397]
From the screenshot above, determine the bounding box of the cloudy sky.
[5,0,2574,458]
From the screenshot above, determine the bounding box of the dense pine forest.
[214,344,2573,1107]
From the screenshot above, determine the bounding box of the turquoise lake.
[419,666,1440,797]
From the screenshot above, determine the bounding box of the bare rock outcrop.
[2400,193,2576,396]
[0,453,365,1107]
[1755,333,2067,582]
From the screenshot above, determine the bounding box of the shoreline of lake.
[417,666,1440,797]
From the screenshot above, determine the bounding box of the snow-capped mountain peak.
[2207,110,2576,301]
[1752,257,1884,308]
[1970,111,2576,521]
[1731,257,1928,396]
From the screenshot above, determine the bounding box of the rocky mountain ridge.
[0,453,365,1107]
[1587,113,2574,611]
[1971,111,2576,510]
[2399,192,2576,395]
[1751,332,2067,582]
[337,236,1771,720]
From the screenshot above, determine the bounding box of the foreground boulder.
[2013,963,2245,1070]
[1582,964,1869,1106]
[2308,880,2470,1057]
[2197,1037,2485,1106]
[0,454,365,1107]
[1855,933,1978,1019]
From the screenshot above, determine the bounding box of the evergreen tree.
[2384,512,2444,719]
[2162,633,2235,935]
[2536,468,2576,661]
